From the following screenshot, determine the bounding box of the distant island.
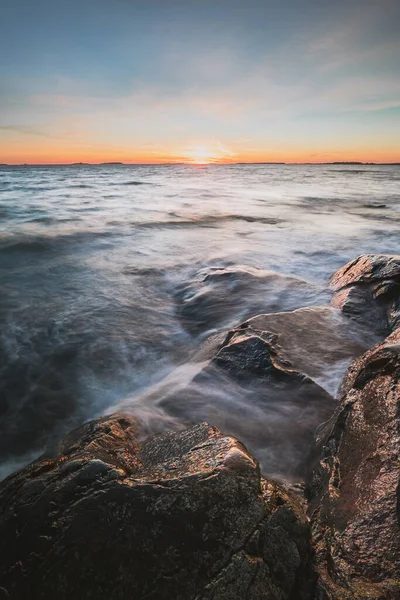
[99,162,125,165]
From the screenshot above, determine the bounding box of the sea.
[1,163,399,482]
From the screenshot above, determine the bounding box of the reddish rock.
[306,329,400,599]
[330,254,400,333]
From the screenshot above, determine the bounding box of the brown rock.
[330,254,400,290]
[306,329,400,599]
[330,254,400,333]
[0,414,313,600]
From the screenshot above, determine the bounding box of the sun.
[179,141,236,165]
[184,145,218,165]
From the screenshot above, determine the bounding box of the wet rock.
[330,254,400,333]
[306,329,400,599]
[330,255,400,288]
[175,264,329,336]
[231,307,377,390]
[0,414,313,600]
[158,307,372,482]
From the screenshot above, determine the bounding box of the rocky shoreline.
[0,254,399,599]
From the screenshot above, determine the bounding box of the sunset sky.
[1,0,399,164]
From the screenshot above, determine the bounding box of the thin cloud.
[0,125,53,138]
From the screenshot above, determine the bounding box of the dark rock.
[231,307,378,389]
[156,306,377,482]
[175,264,329,336]
[0,414,313,600]
[330,254,400,333]
[306,329,400,599]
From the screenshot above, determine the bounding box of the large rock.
[0,414,313,600]
[229,307,378,393]
[175,264,329,336]
[306,329,400,599]
[330,254,400,333]
[147,307,376,483]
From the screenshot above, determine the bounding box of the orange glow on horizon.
[0,140,399,166]
[182,144,225,164]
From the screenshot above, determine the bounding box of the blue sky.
[1,0,399,162]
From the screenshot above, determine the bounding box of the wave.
[331,169,379,175]
[122,266,166,276]
[27,216,55,225]
[0,230,114,255]
[11,186,58,192]
[120,181,154,186]
[132,214,283,229]
[26,216,82,225]
[68,184,94,189]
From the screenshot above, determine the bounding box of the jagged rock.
[156,306,378,482]
[330,255,400,289]
[175,264,329,336]
[306,329,400,599]
[330,254,400,333]
[0,414,313,600]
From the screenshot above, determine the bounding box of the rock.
[306,329,400,599]
[0,414,313,600]
[155,306,376,482]
[233,307,377,391]
[175,264,329,336]
[330,255,400,289]
[330,254,400,333]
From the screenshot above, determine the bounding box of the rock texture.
[0,414,313,600]
[230,307,377,390]
[157,306,377,481]
[175,265,329,336]
[306,328,400,599]
[330,254,400,333]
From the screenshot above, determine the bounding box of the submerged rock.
[156,307,376,483]
[0,414,313,600]
[153,306,376,482]
[330,254,400,333]
[229,306,377,390]
[175,264,329,336]
[307,329,400,599]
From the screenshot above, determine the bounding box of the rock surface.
[154,306,377,482]
[231,307,378,391]
[0,414,313,600]
[306,329,400,599]
[175,264,329,336]
[330,254,400,333]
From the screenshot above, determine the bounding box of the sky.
[1,0,400,164]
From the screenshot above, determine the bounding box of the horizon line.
[1,161,400,167]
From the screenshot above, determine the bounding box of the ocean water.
[0,163,399,482]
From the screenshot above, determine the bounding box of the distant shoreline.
[1,162,399,167]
